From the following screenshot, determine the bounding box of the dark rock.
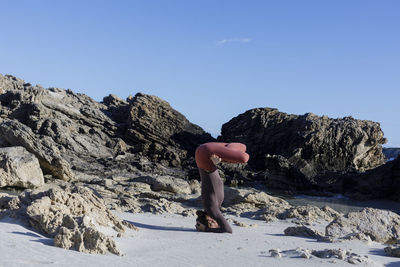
[219,108,387,192]
[383,147,400,161]
[284,225,324,239]
[340,156,400,200]
[124,93,214,167]
[101,94,130,124]
[384,245,400,258]
[0,74,213,180]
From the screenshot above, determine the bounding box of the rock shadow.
[11,231,43,238]
[125,220,197,232]
[10,231,53,246]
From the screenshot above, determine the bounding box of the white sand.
[0,213,398,267]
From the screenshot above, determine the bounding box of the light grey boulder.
[0,146,44,188]
[133,175,193,195]
[325,207,400,243]
[1,185,138,255]
[0,120,74,181]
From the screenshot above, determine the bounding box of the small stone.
[384,246,400,258]
[269,249,282,258]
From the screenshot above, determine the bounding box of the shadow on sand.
[126,220,197,232]
[10,231,53,246]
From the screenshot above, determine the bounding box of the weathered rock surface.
[0,185,137,255]
[221,186,341,224]
[222,186,291,219]
[0,146,44,188]
[124,93,214,167]
[325,208,400,243]
[284,225,324,239]
[263,204,341,224]
[1,73,399,201]
[0,74,212,182]
[340,156,400,200]
[1,72,400,263]
[311,249,370,264]
[384,245,400,258]
[219,108,387,192]
[0,120,75,181]
[272,248,373,265]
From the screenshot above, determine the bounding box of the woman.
[195,142,250,233]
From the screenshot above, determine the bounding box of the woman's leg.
[226,142,247,153]
[195,142,249,233]
[199,168,232,233]
[195,142,249,172]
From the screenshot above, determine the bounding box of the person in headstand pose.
[195,142,250,233]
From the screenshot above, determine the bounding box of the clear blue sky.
[1,0,399,146]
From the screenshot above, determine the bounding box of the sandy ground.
[0,213,399,267]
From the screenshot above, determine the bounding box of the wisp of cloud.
[216,38,252,45]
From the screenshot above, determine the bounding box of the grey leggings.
[198,168,233,233]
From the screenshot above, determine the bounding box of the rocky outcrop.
[219,108,387,193]
[284,225,324,239]
[0,74,212,182]
[0,146,44,188]
[220,108,386,173]
[221,186,341,224]
[264,204,341,224]
[0,120,75,181]
[124,93,214,167]
[325,208,400,243]
[340,156,400,200]
[0,185,137,255]
[268,248,372,265]
[0,75,118,179]
[1,73,398,200]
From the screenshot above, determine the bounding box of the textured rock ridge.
[124,93,214,167]
[219,108,387,191]
[0,74,213,181]
[0,185,137,255]
[325,207,400,243]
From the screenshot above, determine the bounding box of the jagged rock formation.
[0,186,137,255]
[219,108,387,192]
[1,73,398,200]
[0,74,212,183]
[123,93,214,167]
[0,146,44,188]
[325,208,400,243]
[2,73,400,258]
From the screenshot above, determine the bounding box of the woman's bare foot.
[210,154,222,166]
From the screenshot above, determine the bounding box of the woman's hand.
[206,216,219,228]
[210,154,222,166]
